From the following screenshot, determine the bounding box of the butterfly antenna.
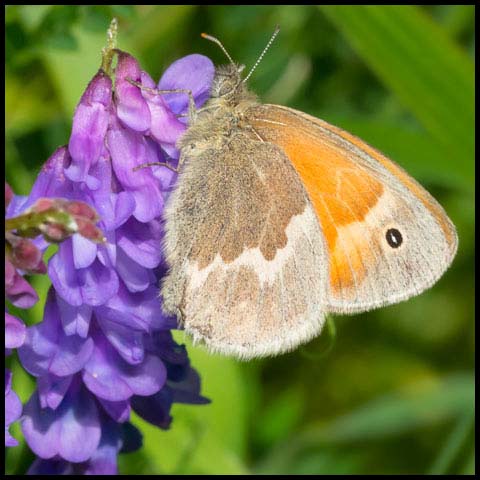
[242,25,280,84]
[201,32,235,66]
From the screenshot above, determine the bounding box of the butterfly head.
[210,63,246,99]
[202,27,279,106]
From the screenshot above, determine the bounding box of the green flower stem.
[101,17,118,75]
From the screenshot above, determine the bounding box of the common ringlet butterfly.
[159,28,458,359]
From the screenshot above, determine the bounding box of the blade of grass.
[255,373,474,474]
[427,409,475,474]
[459,446,475,475]
[303,373,474,444]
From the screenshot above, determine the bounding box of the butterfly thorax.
[177,64,258,159]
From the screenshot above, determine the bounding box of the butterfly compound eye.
[385,228,403,249]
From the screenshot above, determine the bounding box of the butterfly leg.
[132,161,180,174]
[126,80,194,173]
[126,79,197,123]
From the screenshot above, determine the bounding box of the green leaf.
[255,388,305,448]
[320,5,474,188]
[427,409,475,474]
[256,373,474,473]
[303,372,474,443]
[459,446,475,475]
[5,71,61,137]
[41,25,110,117]
[15,5,54,31]
[80,6,117,33]
[34,5,80,50]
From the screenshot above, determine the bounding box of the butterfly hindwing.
[162,134,328,358]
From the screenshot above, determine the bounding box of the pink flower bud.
[75,218,105,243]
[8,237,46,274]
[32,198,56,213]
[65,201,98,222]
[40,223,71,243]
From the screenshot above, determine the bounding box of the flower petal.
[158,54,214,114]
[5,261,38,308]
[38,374,73,410]
[107,123,164,222]
[23,147,74,210]
[98,316,145,365]
[27,459,73,475]
[140,71,187,145]
[67,71,112,176]
[97,398,131,423]
[22,379,101,462]
[56,295,92,338]
[170,367,210,405]
[48,241,82,306]
[72,233,98,269]
[83,328,166,401]
[18,291,94,377]
[49,242,119,307]
[82,417,122,474]
[112,191,136,230]
[5,311,26,349]
[116,247,154,293]
[66,90,111,184]
[131,388,173,429]
[115,52,151,132]
[99,284,163,332]
[5,371,22,447]
[131,187,164,223]
[117,218,163,269]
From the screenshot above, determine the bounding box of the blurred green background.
[5,5,474,475]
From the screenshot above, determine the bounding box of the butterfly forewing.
[248,104,457,313]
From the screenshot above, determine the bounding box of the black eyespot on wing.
[386,228,403,249]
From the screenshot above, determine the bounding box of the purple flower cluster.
[8,51,214,473]
[6,182,103,448]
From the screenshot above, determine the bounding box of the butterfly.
[159,29,458,359]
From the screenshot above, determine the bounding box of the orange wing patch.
[249,107,384,293]
[322,123,457,247]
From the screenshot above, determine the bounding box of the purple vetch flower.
[5,311,27,355]
[17,51,213,471]
[27,420,142,475]
[5,177,103,450]
[5,259,39,310]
